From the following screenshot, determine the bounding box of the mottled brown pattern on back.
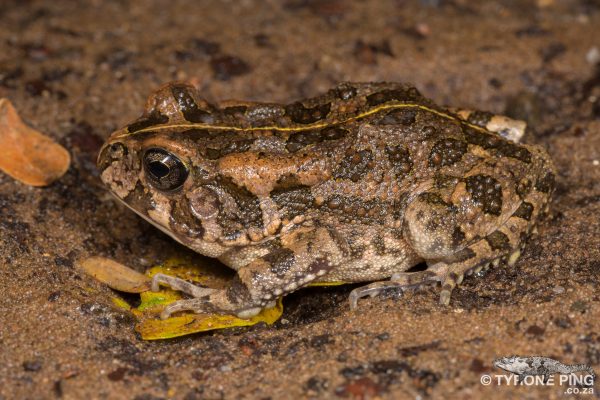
[98,81,555,318]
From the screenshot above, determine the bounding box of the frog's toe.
[438,287,453,306]
[159,288,271,319]
[438,272,461,306]
[160,298,208,319]
[349,268,445,310]
[151,273,216,298]
[348,282,388,310]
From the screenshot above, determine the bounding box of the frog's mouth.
[109,192,188,248]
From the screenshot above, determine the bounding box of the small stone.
[335,377,382,398]
[210,55,251,81]
[219,364,232,372]
[552,286,565,294]
[470,358,488,373]
[570,300,588,313]
[586,46,600,65]
[23,360,43,372]
[107,367,128,381]
[525,325,545,336]
[47,291,61,302]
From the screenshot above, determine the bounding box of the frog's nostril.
[97,142,128,170]
[109,142,128,157]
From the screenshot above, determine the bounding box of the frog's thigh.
[404,191,529,305]
[162,226,346,318]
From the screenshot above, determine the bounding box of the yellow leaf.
[135,298,283,340]
[111,296,132,311]
[308,281,346,287]
[91,256,346,339]
[116,257,282,340]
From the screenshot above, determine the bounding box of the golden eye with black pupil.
[143,148,189,191]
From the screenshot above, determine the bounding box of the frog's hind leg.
[348,220,527,310]
[433,226,524,305]
[349,265,447,310]
[411,190,545,306]
[382,172,548,307]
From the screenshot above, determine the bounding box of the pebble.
[586,46,600,65]
[552,286,565,294]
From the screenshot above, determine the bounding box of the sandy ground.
[1,0,599,399]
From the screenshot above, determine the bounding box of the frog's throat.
[109,192,188,248]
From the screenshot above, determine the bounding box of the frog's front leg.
[155,226,345,319]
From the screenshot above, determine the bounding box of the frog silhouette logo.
[493,356,595,385]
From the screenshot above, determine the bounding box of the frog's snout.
[96,139,141,200]
[97,141,128,172]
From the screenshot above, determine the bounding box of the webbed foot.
[349,268,445,310]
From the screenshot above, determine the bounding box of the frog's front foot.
[159,294,276,320]
[151,273,277,319]
[150,273,219,319]
[151,273,216,298]
[160,298,211,320]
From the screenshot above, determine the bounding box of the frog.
[97,81,555,319]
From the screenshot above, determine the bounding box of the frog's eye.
[143,148,189,191]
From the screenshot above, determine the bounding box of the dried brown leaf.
[78,256,151,293]
[0,98,70,186]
